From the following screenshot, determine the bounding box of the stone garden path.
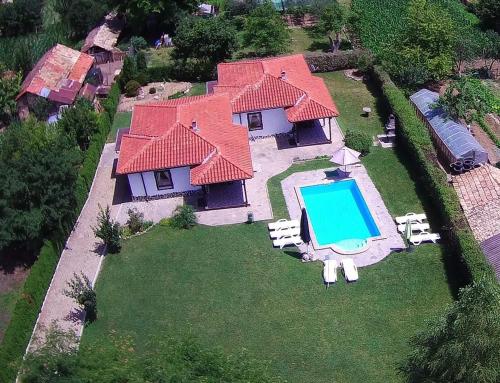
[27,144,119,350]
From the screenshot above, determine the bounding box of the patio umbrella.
[404,219,412,251]
[300,208,311,258]
[330,146,361,173]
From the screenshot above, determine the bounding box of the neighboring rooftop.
[410,89,488,164]
[116,94,253,185]
[17,44,94,105]
[81,12,124,54]
[213,54,339,122]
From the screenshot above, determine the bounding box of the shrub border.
[371,66,496,283]
[0,83,120,382]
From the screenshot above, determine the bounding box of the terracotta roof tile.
[116,94,253,185]
[214,54,339,120]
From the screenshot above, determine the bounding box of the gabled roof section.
[116,94,253,185]
[17,44,94,104]
[214,54,339,120]
[81,12,124,53]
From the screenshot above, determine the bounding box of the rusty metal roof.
[17,44,94,104]
[81,12,124,53]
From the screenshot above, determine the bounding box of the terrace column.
[243,180,249,207]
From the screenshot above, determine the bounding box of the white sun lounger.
[397,222,430,233]
[395,213,427,225]
[268,219,300,231]
[409,231,441,246]
[273,235,303,249]
[341,258,358,282]
[269,227,300,239]
[323,259,338,287]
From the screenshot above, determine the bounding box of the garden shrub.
[126,208,146,234]
[170,205,197,229]
[135,72,149,86]
[344,129,372,155]
[304,50,366,72]
[130,36,148,52]
[93,205,121,253]
[0,240,59,382]
[125,80,141,97]
[147,65,171,83]
[371,65,495,283]
[149,87,157,94]
[63,272,97,322]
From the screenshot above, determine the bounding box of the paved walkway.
[27,144,118,350]
[281,166,405,267]
[453,164,500,243]
[115,120,345,226]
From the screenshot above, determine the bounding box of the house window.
[247,112,263,131]
[154,170,174,190]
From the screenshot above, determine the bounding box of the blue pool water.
[300,180,380,247]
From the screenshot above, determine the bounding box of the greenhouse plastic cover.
[410,89,488,164]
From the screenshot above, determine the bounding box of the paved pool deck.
[281,165,405,267]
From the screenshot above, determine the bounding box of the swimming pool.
[300,180,380,251]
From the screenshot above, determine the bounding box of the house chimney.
[191,120,199,132]
[280,69,286,80]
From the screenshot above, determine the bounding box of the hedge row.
[304,50,365,72]
[372,66,496,283]
[0,241,59,382]
[0,83,121,383]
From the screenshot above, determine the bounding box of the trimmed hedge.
[372,66,496,283]
[0,82,121,383]
[477,118,500,148]
[0,241,59,382]
[304,50,366,72]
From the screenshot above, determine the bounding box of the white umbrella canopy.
[330,146,361,172]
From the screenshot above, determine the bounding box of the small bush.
[126,208,145,234]
[93,204,121,253]
[135,71,149,86]
[125,80,141,97]
[170,205,197,229]
[304,50,366,72]
[63,272,97,322]
[149,87,157,94]
[30,97,52,121]
[130,36,148,52]
[344,129,372,156]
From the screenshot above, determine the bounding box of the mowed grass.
[107,111,132,143]
[289,27,329,54]
[83,223,452,383]
[0,288,22,342]
[81,70,454,382]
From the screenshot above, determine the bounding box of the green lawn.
[107,112,132,143]
[289,27,329,54]
[146,47,174,68]
[81,71,454,382]
[0,288,22,342]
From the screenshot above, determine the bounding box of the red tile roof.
[17,44,94,104]
[116,94,253,185]
[214,54,339,121]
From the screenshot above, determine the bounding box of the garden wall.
[0,83,120,383]
[371,66,496,284]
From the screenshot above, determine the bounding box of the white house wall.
[233,108,293,138]
[127,166,201,198]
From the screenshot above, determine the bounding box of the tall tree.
[105,0,198,35]
[242,1,290,57]
[315,1,348,53]
[0,0,44,37]
[57,98,99,151]
[475,0,500,33]
[437,77,499,124]
[0,64,21,125]
[400,281,500,383]
[54,0,108,39]
[0,118,81,250]
[383,0,456,86]
[173,16,238,64]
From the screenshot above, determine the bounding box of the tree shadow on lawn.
[392,147,470,298]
